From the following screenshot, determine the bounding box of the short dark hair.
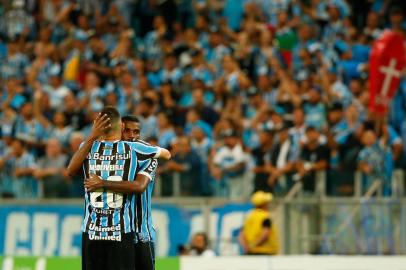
[100,106,121,134]
[122,115,140,124]
[13,138,26,148]
[306,126,318,133]
[140,97,155,107]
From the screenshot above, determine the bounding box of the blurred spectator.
[157,112,177,149]
[63,92,87,131]
[239,191,279,255]
[191,125,213,196]
[212,129,249,198]
[191,88,219,127]
[295,127,330,194]
[189,232,216,257]
[161,136,202,196]
[303,85,327,130]
[136,97,159,140]
[79,72,105,113]
[251,128,274,193]
[42,65,71,110]
[0,139,38,198]
[34,138,68,198]
[12,102,48,155]
[268,124,297,196]
[358,130,390,195]
[185,108,212,138]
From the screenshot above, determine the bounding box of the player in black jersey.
[67,107,171,270]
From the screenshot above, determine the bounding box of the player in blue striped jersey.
[122,116,158,270]
[67,107,171,270]
[85,115,159,270]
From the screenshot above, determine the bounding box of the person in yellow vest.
[239,191,279,255]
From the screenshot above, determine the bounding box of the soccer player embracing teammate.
[67,107,170,270]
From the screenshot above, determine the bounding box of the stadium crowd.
[0,0,405,199]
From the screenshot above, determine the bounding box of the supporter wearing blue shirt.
[3,139,38,198]
[142,15,166,65]
[328,103,353,145]
[0,41,29,81]
[185,108,212,139]
[1,79,26,111]
[191,126,214,196]
[195,16,210,50]
[115,72,141,116]
[358,130,390,195]
[205,28,231,76]
[78,72,107,113]
[326,67,353,108]
[47,112,73,149]
[12,102,49,155]
[223,0,245,31]
[389,80,406,131]
[101,20,120,53]
[159,53,184,87]
[136,98,159,140]
[42,65,71,110]
[382,124,404,171]
[303,86,327,130]
[188,49,214,87]
[157,112,177,149]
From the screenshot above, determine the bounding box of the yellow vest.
[242,208,279,254]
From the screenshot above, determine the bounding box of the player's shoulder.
[136,139,152,146]
[123,140,152,146]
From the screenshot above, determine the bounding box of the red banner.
[369,31,405,115]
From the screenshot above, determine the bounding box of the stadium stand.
[1,0,405,200]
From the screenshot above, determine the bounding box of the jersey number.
[90,176,123,209]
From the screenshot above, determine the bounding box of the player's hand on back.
[85,174,104,192]
[89,113,111,141]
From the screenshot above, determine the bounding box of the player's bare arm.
[156,147,171,160]
[85,173,150,194]
[67,114,111,176]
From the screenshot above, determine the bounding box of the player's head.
[121,115,140,141]
[100,106,121,136]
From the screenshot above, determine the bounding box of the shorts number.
[90,176,124,209]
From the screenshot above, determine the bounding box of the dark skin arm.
[253,228,272,247]
[67,114,111,176]
[85,173,150,194]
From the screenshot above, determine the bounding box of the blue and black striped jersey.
[81,140,159,241]
[134,158,158,243]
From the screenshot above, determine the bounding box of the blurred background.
[0,0,405,269]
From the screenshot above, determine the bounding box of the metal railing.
[153,169,405,198]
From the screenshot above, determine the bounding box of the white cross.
[379,58,401,97]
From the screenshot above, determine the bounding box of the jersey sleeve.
[128,141,161,160]
[137,159,158,181]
